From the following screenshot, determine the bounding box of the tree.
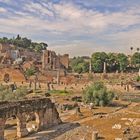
[117,53,128,72]
[130,47,133,54]
[91,52,108,73]
[0,35,48,53]
[25,67,36,77]
[40,42,48,50]
[131,52,140,68]
[16,34,21,40]
[83,82,114,106]
[137,48,140,52]
[136,76,140,82]
[70,57,89,73]
[107,53,118,72]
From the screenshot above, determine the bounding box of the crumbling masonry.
[0,98,62,140]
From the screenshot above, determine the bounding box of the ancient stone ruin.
[0,97,62,140]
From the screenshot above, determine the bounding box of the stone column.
[17,114,28,138]
[0,118,5,140]
[43,108,53,128]
[52,106,62,125]
[35,110,44,131]
[34,78,37,91]
[53,58,56,70]
[34,108,53,130]
[103,62,107,73]
[56,70,60,85]
[47,82,50,91]
[29,81,32,88]
[42,50,46,70]
[89,59,92,73]
[36,106,61,130]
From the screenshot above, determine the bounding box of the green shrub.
[88,73,94,80]
[25,67,36,77]
[83,82,114,106]
[136,76,140,82]
[0,85,28,101]
[49,90,69,95]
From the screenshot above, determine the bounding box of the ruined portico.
[0,97,62,140]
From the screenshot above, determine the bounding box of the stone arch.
[25,111,45,133]
[0,98,62,139]
[26,112,38,133]
[4,114,28,139]
[4,115,17,139]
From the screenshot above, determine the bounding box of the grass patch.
[49,90,69,96]
[120,93,140,103]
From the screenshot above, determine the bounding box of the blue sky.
[0,0,140,56]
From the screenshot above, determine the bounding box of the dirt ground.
[4,100,140,140]
[3,80,140,140]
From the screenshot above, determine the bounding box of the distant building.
[42,49,69,71]
[0,43,22,65]
[0,43,10,53]
[11,50,20,60]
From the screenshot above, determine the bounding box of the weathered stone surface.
[0,97,62,139]
[92,131,98,140]
[17,113,29,138]
[0,118,5,140]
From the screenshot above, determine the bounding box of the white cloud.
[0,0,11,3]
[0,1,140,34]
[24,2,54,17]
[0,7,7,13]
[0,1,140,55]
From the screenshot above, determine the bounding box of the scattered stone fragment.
[112,124,121,129]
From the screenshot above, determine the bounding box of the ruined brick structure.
[0,43,21,65]
[0,97,62,140]
[0,68,26,82]
[42,49,69,71]
[59,54,69,69]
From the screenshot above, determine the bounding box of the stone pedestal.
[92,131,98,140]
[75,106,82,116]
